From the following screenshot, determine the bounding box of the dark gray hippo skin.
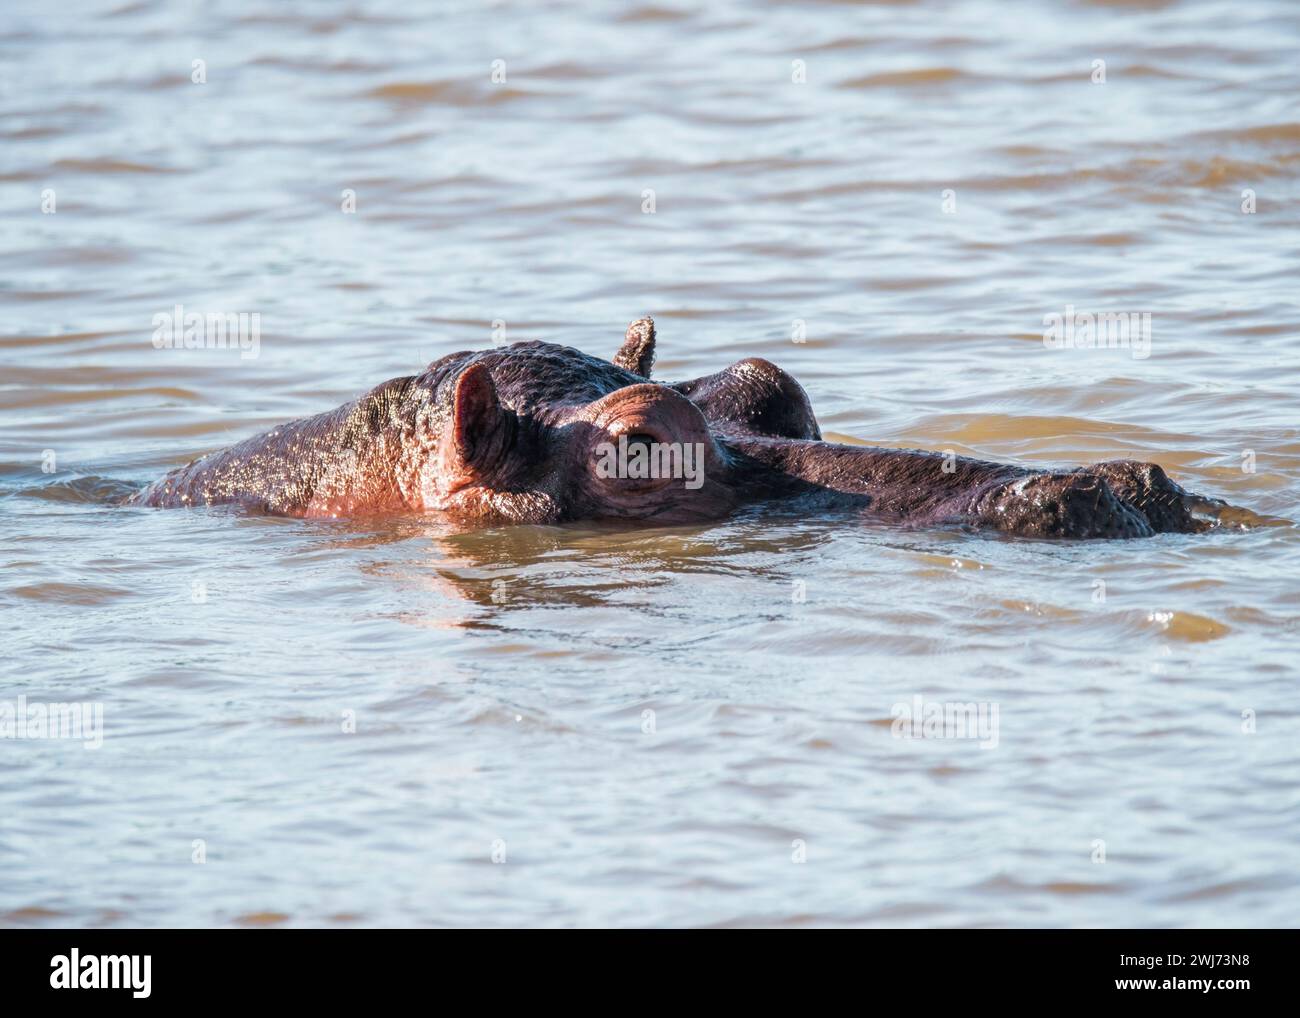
[129,318,1230,538]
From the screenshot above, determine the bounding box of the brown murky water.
[1,0,1298,927]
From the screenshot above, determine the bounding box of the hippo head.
[395,318,819,524]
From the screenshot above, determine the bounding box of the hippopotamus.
[129,317,1232,538]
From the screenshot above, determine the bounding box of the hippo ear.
[613,316,655,378]
[449,362,505,465]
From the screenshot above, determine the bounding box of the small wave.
[1179,153,1300,187]
[1142,610,1231,643]
[976,873,1125,896]
[614,5,692,23]
[1,906,68,925]
[7,581,133,605]
[51,158,177,175]
[14,475,140,506]
[232,911,291,927]
[1206,503,1292,529]
[248,56,389,74]
[0,329,131,351]
[362,80,534,106]
[840,67,969,88]
[1198,121,1300,145]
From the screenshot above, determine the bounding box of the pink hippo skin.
[129,318,1233,538]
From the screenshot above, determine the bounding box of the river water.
[1,0,1298,927]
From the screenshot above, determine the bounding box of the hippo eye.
[624,433,656,453]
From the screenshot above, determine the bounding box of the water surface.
[1,0,1298,927]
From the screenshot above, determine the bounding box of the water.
[2,0,1298,927]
